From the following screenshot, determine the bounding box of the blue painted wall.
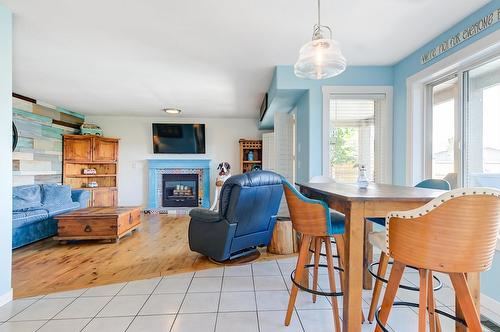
[483,254,500,302]
[264,65,393,182]
[392,0,500,185]
[0,3,13,301]
[295,91,309,182]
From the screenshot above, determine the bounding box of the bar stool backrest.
[386,187,500,273]
[415,179,450,190]
[283,181,330,236]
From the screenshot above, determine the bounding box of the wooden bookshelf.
[239,139,262,173]
[63,135,119,207]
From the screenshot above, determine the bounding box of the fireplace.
[162,173,199,207]
[147,159,210,212]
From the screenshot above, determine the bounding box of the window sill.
[497,236,500,251]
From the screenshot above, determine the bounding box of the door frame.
[322,85,393,184]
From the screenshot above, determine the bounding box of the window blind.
[329,95,383,183]
[330,99,376,127]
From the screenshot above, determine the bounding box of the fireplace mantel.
[147,159,211,210]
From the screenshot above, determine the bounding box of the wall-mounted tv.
[152,123,206,154]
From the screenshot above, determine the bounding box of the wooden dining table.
[296,182,478,332]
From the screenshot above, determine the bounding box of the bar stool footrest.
[374,301,467,332]
[291,264,343,297]
[368,262,443,292]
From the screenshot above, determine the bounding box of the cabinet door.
[93,137,118,162]
[64,136,92,162]
[91,188,117,207]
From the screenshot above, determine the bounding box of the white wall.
[0,3,13,306]
[86,115,263,206]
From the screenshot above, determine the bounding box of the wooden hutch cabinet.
[63,135,119,207]
[239,139,263,173]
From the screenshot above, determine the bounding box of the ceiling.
[4,0,489,118]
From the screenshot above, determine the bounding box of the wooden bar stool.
[366,179,450,323]
[375,188,500,332]
[308,175,343,303]
[282,181,346,332]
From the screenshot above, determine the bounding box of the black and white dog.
[216,162,231,184]
[210,162,232,210]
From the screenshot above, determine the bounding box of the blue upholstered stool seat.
[365,179,450,227]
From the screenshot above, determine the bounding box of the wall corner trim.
[0,289,13,308]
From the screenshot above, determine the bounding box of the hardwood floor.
[12,214,295,299]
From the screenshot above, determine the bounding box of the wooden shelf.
[66,174,117,178]
[65,161,117,164]
[239,139,263,173]
[63,135,119,207]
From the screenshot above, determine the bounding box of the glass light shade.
[294,38,346,79]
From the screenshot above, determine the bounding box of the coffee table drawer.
[58,218,117,237]
[117,209,141,235]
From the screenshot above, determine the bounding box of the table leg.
[363,221,373,290]
[455,272,480,332]
[342,201,365,332]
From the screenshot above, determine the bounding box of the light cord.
[317,0,321,26]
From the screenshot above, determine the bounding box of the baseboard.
[481,293,500,314]
[0,288,13,308]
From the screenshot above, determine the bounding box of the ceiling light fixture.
[163,108,182,114]
[294,0,346,80]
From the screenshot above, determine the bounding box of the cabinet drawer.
[58,218,118,237]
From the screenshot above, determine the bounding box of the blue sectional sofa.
[12,184,90,249]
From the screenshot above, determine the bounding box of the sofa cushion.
[42,202,80,217]
[41,184,73,205]
[12,209,49,228]
[13,185,42,211]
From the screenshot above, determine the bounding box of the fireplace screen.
[162,174,199,207]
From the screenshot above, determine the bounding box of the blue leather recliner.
[188,171,283,262]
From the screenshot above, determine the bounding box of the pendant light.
[294,0,346,80]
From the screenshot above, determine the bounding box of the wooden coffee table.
[54,206,141,243]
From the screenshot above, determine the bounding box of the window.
[426,76,459,183]
[464,58,500,189]
[406,41,500,249]
[424,57,500,191]
[324,88,392,184]
[329,98,376,182]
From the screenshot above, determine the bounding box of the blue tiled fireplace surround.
[147,159,211,210]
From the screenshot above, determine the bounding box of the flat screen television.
[152,123,206,154]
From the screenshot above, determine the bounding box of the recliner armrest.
[189,208,222,223]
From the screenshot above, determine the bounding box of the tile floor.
[1,256,499,332]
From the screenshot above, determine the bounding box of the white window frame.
[406,30,500,251]
[406,29,500,186]
[322,86,393,184]
[424,73,462,183]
